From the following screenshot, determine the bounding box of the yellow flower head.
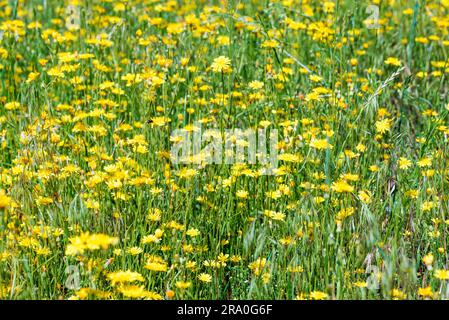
[211,56,232,73]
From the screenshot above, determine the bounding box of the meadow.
[0,0,449,300]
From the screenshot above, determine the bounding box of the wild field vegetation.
[1,0,449,300]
